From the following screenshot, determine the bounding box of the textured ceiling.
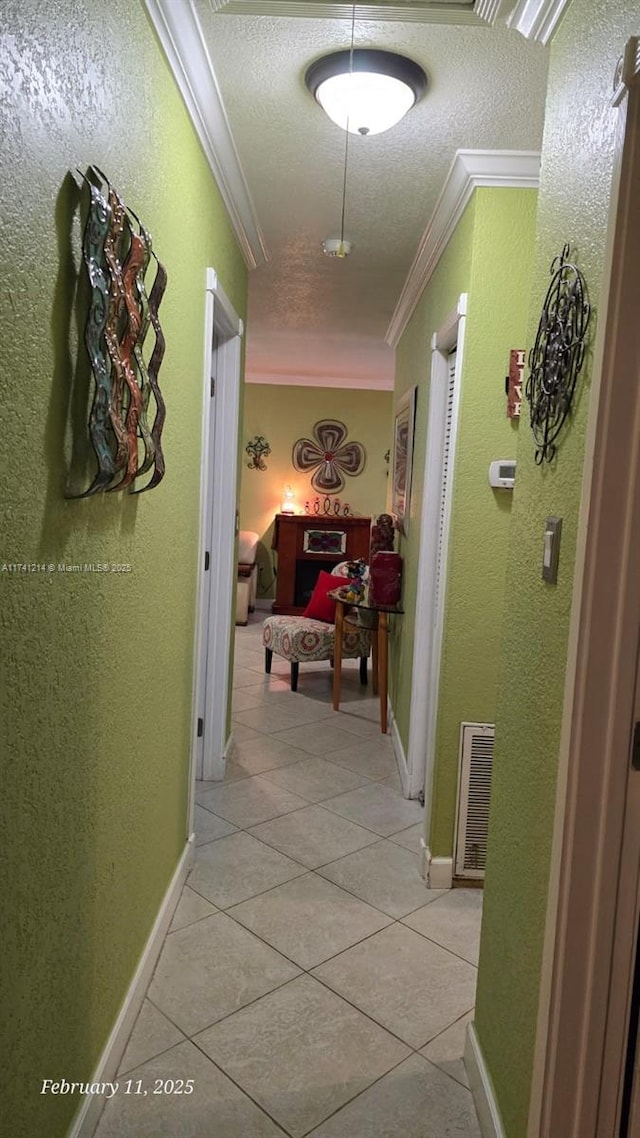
[194,4,550,386]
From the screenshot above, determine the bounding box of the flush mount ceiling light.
[322,237,352,258]
[305,49,428,136]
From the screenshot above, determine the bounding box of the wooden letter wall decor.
[75,167,168,496]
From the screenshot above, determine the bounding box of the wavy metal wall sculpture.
[75,167,168,495]
[79,178,117,495]
[134,255,167,493]
[102,182,131,475]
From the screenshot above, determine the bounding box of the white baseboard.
[419,838,429,881]
[388,699,410,798]
[425,847,454,889]
[224,729,237,769]
[465,1022,507,1138]
[68,839,195,1138]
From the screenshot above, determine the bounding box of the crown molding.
[473,0,514,22]
[386,149,540,348]
[210,0,510,24]
[245,370,393,390]
[144,0,269,269]
[506,0,569,44]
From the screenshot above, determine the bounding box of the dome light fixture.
[305,49,427,137]
[322,237,352,258]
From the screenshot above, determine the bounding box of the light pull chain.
[338,2,357,257]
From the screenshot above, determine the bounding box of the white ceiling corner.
[507,0,570,44]
[386,149,540,347]
[144,0,269,268]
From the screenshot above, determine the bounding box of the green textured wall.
[430,190,537,854]
[239,384,392,599]
[0,3,247,1136]
[389,196,476,737]
[389,189,537,849]
[474,5,640,1137]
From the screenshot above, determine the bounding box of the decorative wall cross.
[246,435,271,470]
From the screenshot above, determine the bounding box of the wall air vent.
[454,721,495,879]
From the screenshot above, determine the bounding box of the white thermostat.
[488,460,516,489]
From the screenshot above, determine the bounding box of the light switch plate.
[542,516,562,583]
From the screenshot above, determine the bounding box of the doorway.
[405,295,467,839]
[189,268,244,827]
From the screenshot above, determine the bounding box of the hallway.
[95,615,483,1137]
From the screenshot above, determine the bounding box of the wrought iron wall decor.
[304,496,352,517]
[526,243,591,464]
[292,420,366,493]
[246,435,271,470]
[74,167,168,496]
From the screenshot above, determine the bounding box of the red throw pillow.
[303,570,357,623]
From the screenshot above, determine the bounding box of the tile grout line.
[124,987,475,1132]
[297,1051,420,1138]
[396,921,481,969]
[182,856,474,966]
[116,1022,188,1079]
[199,777,423,848]
[177,1031,299,1138]
[195,792,423,848]
[314,800,425,840]
[197,771,377,818]
[158,899,472,1061]
[186,834,440,923]
[148,955,448,1132]
[223,887,395,973]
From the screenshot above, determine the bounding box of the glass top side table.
[328,588,404,734]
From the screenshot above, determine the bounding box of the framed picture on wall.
[391,386,417,536]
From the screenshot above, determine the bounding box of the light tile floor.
[96,615,483,1138]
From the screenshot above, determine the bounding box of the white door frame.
[528,38,640,1138]
[188,268,243,829]
[406,294,467,822]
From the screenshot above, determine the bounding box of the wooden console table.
[271,513,371,615]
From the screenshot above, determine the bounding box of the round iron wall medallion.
[526,243,591,464]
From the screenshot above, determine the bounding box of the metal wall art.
[292,420,366,493]
[246,435,271,470]
[75,166,168,496]
[304,496,352,517]
[526,243,591,464]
